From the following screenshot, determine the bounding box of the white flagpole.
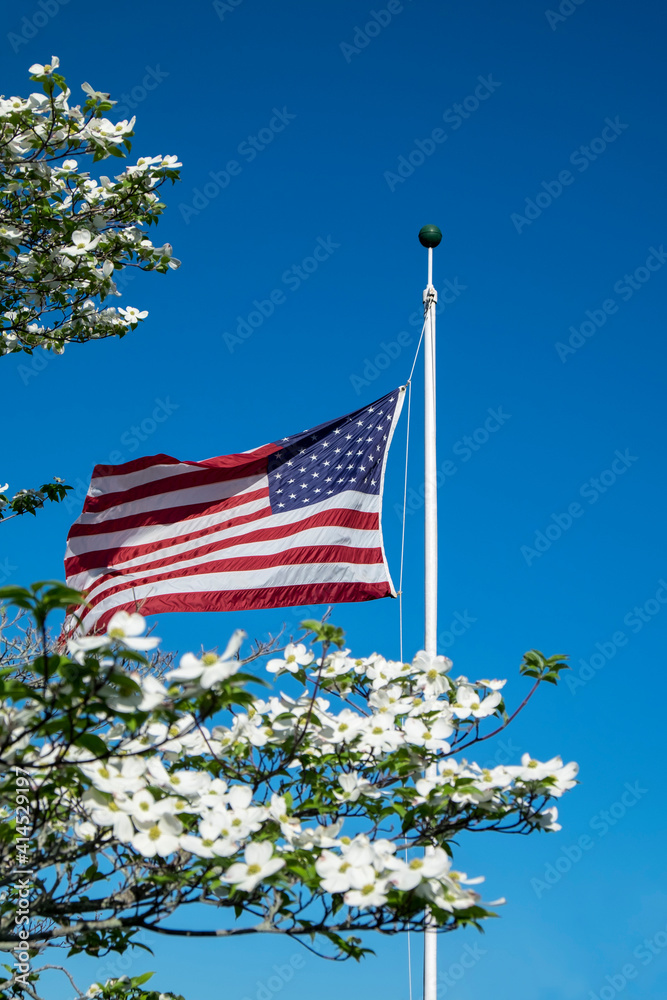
[419,223,442,1000]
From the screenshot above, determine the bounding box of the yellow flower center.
[148,825,160,841]
[409,859,424,870]
[202,839,213,848]
[361,884,375,896]
[246,863,261,876]
[202,653,217,666]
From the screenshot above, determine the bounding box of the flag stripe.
[73,542,386,609]
[88,580,392,633]
[65,507,378,577]
[69,524,383,595]
[64,387,405,634]
[85,460,270,513]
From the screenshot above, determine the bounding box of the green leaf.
[74,733,108,757]
[131,972,155,987]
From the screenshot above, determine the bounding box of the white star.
[299,449,306,455]
[311,472,319,478]
[325,477,333,483]
[274,473,282,479]
[335,447,341,454]
[356,420,364,426]
[289,493,297,499]
[368,406,375,413]
[346,434,353,440]
[276,488,283,494]
[314,488,321,493]
[287,460,293,467]
[336,464,343,470]
[322,442,329,448]
[350,478,356,484]
[302,498,310,503]
[334,428,341,435]
[300,467,306,473]
[371,480,376,486]
[288,478,295,484]
[277,502,285,508]
[327,489,334,494]
[360,466,366,472]
[324,460,330,467]
[281,437,289,442]
[300,483,308,489]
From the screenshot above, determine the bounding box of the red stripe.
[80,545,385,607]
[88,581,393,632]
[65,508,379,576]
[68,488,270,537]
[90,444,280,480]
[85,458,268,514]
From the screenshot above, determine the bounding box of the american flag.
[64,387,406,634]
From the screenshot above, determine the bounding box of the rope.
[406,836,414,1000]
[399,315,426,662]
[398,315,426,1000]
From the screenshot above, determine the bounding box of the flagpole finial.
[418,224,442,248]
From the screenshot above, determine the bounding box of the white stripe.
[78,474,266,526]
[89,446,269,495]
[90,460,205,497]
[66,493,272,559]
[79,561,390,631]
[66,489,379,560]
[70,524,382,599]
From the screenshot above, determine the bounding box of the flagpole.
[419,223,442,1000]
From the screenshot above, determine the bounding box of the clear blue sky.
[3,0,667,997]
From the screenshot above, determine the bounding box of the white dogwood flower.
[451,685,501,720]
[131,814,183,858]
[221,841,285,892]
[166,630,245,689]
[29,56,60,76]
[118,306,148,323]
[266,642,314,675]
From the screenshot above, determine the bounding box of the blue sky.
[3,0,667,997]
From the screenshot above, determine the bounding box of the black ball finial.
[418,224,442,248]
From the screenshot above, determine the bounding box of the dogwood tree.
[1,57,181,527]
[0,583,577,1000]
[0,56,181,358]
